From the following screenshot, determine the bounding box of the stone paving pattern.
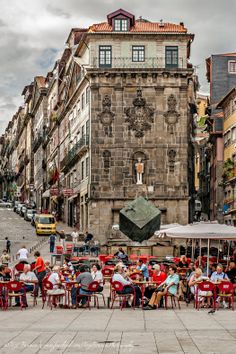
[1,208,236,353]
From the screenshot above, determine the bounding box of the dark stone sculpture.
[119,196,161,242]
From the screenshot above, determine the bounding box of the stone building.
[56,8,197,242]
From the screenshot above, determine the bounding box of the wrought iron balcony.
[91,57,185,70]
[60,135,89,173]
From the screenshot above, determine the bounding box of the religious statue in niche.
[135,157,144,184]
[98,95,115,137]
[124,87,154,138]
[163,94,180,134]
[168,149,176,173]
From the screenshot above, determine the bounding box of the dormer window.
[114,18,128,31]
[107,9,135,32]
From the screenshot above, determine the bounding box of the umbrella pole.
[227,241,230,268]
[199,239,202,266]
[207,238,210,277]
[217,240,220,263]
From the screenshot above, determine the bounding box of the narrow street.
[0,208,40,260]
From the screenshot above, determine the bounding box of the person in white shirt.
[15,264,38,307]
[16,246,29,263]
[71,230,79,245]
[47,266,65,306]
[112,265,141,307]
[91,264,103,292]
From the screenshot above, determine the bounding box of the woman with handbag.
[144,266,179,310]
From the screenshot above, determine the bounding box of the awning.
[157,221,236,240]
[42,190,50,198]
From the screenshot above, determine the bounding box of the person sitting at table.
[226,261,236,284]
[189,268,211,307]
[47,265,65,307]
[15,264,38,307]
[0,265,11,281]
[177,255,189,268]
[136,259,149,281]
[144,266,179,310]
[71,265,93,309]
[210,264,229,283]
[112,265,141,307]
[195,256,205,269]
[63,257,74,274]
[114,247,128,261]
[144,264,167,302]
[91,263,104,292]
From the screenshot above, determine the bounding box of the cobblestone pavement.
[1,209,236,353]
[0,208,39,259]
[0,304,236,354]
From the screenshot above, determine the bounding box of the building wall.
[88,70,193,242]
[211,55,236,105]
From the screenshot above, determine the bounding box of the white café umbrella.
[157,221,236,276]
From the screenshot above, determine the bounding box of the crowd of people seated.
[1,248,236,310]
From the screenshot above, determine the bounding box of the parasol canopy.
[157,221,236,240]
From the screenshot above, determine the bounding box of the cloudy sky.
[0,0,236,134]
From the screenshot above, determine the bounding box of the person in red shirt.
[144,264,167,302]
[34,251,46,296]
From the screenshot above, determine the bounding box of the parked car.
[24,209,37,222]
[20,205,27,217]
[0,200,12,208]
[16,203,24,214]
[35,214,57,235]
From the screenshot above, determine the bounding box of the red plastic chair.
[42,279,65,310]
[76,281,102,309]
[217,282,234,311]
[129,272,144,281]
[98,254,107,264]
[110,281,136,310]
[102,267,114,283]
[195,281,216,310]
[56,246,63,255]
[6,281,25,310]
[139,255,148,263]
[65,244,73,255]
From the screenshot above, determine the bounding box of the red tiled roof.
[89,21,187,33]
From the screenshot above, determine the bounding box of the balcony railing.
[60,135,89,173]
[91,57,185,69]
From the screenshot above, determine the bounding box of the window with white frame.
[114,19,128,31]
[132,46,145,62]
[85,157,89,177]
[228,61,236,74]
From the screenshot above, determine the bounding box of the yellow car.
[35,214,57,235]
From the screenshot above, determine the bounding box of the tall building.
[47,8,197,242]
[217,87,236,225]
[205,53,236,221]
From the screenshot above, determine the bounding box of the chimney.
[180,22,184,27]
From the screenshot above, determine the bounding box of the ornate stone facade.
[87,69,196,242]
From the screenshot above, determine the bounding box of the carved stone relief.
[168,149,176,173]
[98,95,115,137]
[163,94,180,134]
[103,150,111,172]
[124,88,154,138]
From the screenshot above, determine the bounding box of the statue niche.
[124,87,154,138]
[98,95,115,137]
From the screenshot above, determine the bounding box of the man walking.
[5,237,11,254]
[49,233,57,253]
